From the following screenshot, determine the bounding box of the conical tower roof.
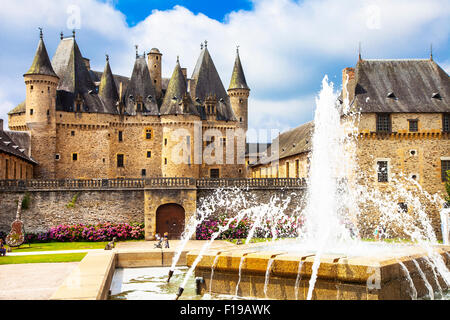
[191,46,228,101]
[123,54,158,115]
[25,32,58,78]
[228,48,249,90]
[99,55,119,108]
[161,59,198,116]
[190,45,236,121]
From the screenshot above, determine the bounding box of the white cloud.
[0,0,449,132]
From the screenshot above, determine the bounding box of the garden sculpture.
[6,195,25,248]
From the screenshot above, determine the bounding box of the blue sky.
[0,0,449,136]
[106,0,253,25]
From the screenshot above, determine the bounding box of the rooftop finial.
[106,54,109,62]
[204,40,208,48]
[177,55,179,63]
[72,29,76,38]
[430,43,433,60]
[236,45,240,54]
[60,31,64,40]
[39,27,43,39]
[358,42,362,61]
[200,43,203,50]
[135,45,138,58]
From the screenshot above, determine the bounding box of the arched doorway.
[156,203,185,239]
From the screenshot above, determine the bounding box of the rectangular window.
[210,169,220,178]
[71,131,75,136]
[117,154,124,168]
[145,128,152,140]
[147,151,151,158]
[442,160,450,182]
[295,159,300,178]
[141,169,146,176]
[376,113,391,133]
[377,161,388,182]
[118,131,123,142]
[220,137,226,147]
[55,154,60,160]
[164,138,167,146]
[164,158,167,165]
[30,109,34,115]
[5,159,9,179]
[72,153,78,161]
[285,162,289,178]
[408,119,418,132]
[444,114,450,133]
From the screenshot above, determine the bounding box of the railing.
[196,178,306,189]
[0,177,306,191]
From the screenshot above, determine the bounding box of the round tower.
[147,48,162,101]
[23,29,59,178]
[228,47,250,132]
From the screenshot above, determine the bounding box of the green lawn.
[5,240,145,253]
[0,252,87,265]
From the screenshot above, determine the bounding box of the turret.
[227,47,250,131]
[23,29,59,178]
[147,48,163,101]
[24,28,59,126]
[99,54,119,109]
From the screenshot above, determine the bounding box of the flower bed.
[196,215,303,240]
[23,222,145,243]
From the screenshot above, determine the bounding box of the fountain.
[181,76,450,300]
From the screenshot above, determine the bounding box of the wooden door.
[156,204,185,239]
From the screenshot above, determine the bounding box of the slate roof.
[160,60,199,116]
[123,54,159,115]
[228,50,249,90]
[51,37,118,114]
[253,121,313,165]
[349,59,449,113]
[191,47,237,121]
[24,37,58,78]
[0,130,37,164]
[98,57,119,110]
[8,101,26,115]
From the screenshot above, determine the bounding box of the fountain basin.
[188,244,450,300]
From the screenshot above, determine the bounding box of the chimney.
[0,119,3,131]
[181,68,187,81]
[83,57,91,71]
[342,67,355,103]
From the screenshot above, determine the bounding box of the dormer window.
[387,92,396,99]
[432,92,441,99]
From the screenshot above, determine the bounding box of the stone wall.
[0,186,306,235]
[0,190,144,233]
[196,188,306,219]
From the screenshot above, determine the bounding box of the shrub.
[21,222,145,243]
[196,215,303,240]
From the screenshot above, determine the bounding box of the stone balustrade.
[0,177,306,191]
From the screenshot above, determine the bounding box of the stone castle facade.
[7,31,250,180]
[251,57,450,203]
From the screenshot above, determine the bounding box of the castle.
[6,30,250,180]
